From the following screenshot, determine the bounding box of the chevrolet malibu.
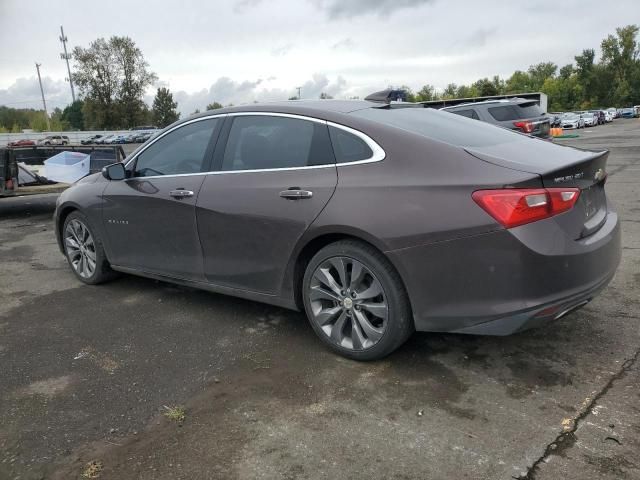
[54,100,621,360]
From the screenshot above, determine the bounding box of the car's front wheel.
[63,212,116,285]
[302,240,413,361]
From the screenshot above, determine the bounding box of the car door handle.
[169,189,194,199]
[279,189,313,200]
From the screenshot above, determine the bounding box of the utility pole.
[59,25,76,102]
[35,63,51,131]
[296,86,301,99]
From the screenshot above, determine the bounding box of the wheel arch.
[286,227,411,315]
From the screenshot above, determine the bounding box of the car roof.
[188,99,380,120]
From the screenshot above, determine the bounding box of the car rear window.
[488,102,543,121]
[351,107,527,148]
[449,109,479,120]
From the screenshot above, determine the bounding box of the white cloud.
[0,0,635,113]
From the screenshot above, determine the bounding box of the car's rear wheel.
[302,240,413,361]
[63,212,116,285]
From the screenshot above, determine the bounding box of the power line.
[59,25,76,103]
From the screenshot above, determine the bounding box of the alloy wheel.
[308,256,388,351]
[64,219,97,279]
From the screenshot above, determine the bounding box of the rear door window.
[221,115,334,171]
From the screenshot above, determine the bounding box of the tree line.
[1,25,638,133]
[399,25,640,112]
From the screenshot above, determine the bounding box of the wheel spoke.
[309,285,342,303]
[85,247,96,262]
[350,315,367,350]
[358,302,387,321]
[315,305,342,326]
[328,257,348,290]
[330,311,349,344]
[313,267,342,295]
[349,260,366,291]
[353,310,384,342]
[358,281,382,300]
[65,236,80,250]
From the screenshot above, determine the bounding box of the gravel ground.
[0,119,638,480]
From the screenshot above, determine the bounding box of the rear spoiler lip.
[464,147,609,177]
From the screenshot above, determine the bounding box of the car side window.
[134,118,218,177]
[221,116,334,171]
[328,126,374,163]
[451,109,480,120]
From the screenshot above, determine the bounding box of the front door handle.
[279,189,313,200]
[170,189,194,199]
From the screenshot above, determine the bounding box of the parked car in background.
[38,135,70,146]
[606,107,618,119]
[97,135,116,144]
[620,108,636,118]
[547,113,563,127]
[604,111,614,122]
[81,134,103,145]
[441,98,551,138]
[54,100,620,360]
[8,139,36,147]
[561,113,585,129]
[591,110,606,125]
[581,112,598,127]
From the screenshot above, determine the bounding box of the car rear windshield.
[351,107,527,147]
[487,102,543,121]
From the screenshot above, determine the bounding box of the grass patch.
[163,405,186,422]
[81,460,103,478]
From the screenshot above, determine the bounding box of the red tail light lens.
[472,188,580,228]
[513,121,534,133]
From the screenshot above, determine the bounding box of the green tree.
[62,100,85,130]
[472,78,499,96]
[29,114,48,132]
[441,83,458,99]
[72,36,157,129]
[152,87,180,127]
[415,84,436,101]
[206,101,223,110]
[527,62,557,90]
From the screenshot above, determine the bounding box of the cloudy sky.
[0,0,636,115]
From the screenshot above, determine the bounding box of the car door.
[196,113,338,294]
[102,116,223,280]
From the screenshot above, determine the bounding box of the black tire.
[302,240,414,361]
[62,211,117,285]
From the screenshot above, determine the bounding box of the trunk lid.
[466,142,609,239]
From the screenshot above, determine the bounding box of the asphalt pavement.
[0,120,639,480]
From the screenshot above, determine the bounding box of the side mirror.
[102,162,126,181]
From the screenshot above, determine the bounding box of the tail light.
[472,188,580,228]
[513,121,534,133]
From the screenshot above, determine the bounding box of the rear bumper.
[388,208,621,335]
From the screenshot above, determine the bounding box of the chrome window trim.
[124,114,228,169]
[123,111,385,179]
[326,120,386,165]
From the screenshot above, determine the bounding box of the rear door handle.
[169,189,194,199]
[279,189,313,200]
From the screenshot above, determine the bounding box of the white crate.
[43,151,90,183]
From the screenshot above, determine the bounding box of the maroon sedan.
[8,139,36,147]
